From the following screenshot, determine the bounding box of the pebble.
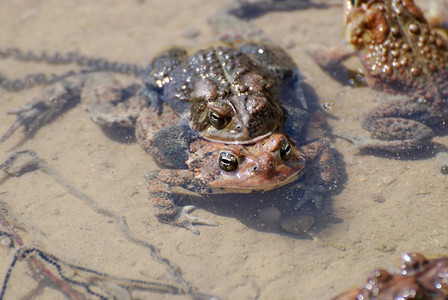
[183,28,200,39]
[280,215,314,235]
[382,175,397,185]
[436,152,448,174]
[371,193,386,203]
[322,100,334,110]
[259,207,281,227]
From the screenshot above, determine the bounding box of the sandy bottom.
[0,0,447,299]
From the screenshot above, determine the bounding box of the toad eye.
[280,139,292,161]
[209,110,230,129]
[219,152,238,172]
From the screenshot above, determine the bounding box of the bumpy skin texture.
[136,105,338,234]
[1,42,305,147]
[0,72,150,144]
[313,0,448,153]
[334,252,448,300]
[1,45,336,234]
[143,42,306,144]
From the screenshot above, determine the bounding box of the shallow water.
[0,0,447,299]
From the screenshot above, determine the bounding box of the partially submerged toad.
[334,252,448,300]
[311,0,448,153]
[1,42,306,146]
[137,103,337,234]
[0,15,338,234]
[0,65,337,233]
[143,42,307,144]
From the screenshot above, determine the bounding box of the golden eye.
[209,110,229,129]
[280,139,292,161]
[219,152,238,171]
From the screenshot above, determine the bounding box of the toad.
[1,70,338,234]
[311,0,448,153]
[1,43,306,146]
[137,103,338,234]
[334,252,448,300]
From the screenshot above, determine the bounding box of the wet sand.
[0,0,447,299]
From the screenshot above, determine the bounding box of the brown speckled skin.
[334,252,448,300]
[137,105,338,234]
[348,0,448,152]
[1,66,333,234]
[2,43,306,148]
[313,0,448,153]
[143,42,305,144]
[1,42,333,234]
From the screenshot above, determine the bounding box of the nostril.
[253,166,258,172]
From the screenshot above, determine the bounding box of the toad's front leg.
[146,169,218,235]
[295,140,338,209]
[1,75,86,144]
[1,73,143,144]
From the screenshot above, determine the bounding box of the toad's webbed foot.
[147,169,217,235]
[292,140,338,210]
[172,205,218,235]
[1,99,67,144]
[1,76,85,145]
[292,184,327,210]
[0,104,45,144]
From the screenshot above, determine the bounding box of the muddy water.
[0,0,447,299]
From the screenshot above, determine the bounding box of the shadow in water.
[227,0,340,19]
[100,125,136,144]
[320,65,368,88]
[354,142,448,161]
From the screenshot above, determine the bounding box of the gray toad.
[1,43,307,146]
[142,42,307,144]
